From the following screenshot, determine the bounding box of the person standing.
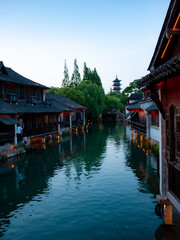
[17,124,23,143]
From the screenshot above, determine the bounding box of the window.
[151,111,159,127]
[44,115,48,124]
[49,115,53,124]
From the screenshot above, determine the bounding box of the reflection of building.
[112,76,122,93]
[124,127,159,195]
[137,0,180,222]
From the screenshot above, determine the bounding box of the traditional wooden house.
[125,93,160,144]
[0,62,70,145]
[126,93,143,104]
[137,0,180,221]
[46,94,86,129]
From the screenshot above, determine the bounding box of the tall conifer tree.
[62,60,70,87]
[70,59,81,87]
[82,62,90,82]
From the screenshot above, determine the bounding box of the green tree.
[122,79,142,97]
[70,59,81,87]
[92,68,102,86]
[46,87,60,94]
[105,93,123,112]
[62,60,70,87]
[78,82,105,121]
[105,91,128,112]
[57,87,85,106]
[82,62,91,83]
[82,63,102,86]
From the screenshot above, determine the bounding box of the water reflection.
[124,141,159,195]
[0,123,179,239]
[0,126,110,236]
[125,124,180,239]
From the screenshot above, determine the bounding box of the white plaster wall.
[150,126,159,142]
[125,125,132,140]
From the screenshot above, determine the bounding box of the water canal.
[0,123,180,240]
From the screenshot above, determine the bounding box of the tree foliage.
[62,60,70,87]
[48,62,145,121]
[82,63,102,86]
[70,59,81,87]
[46,87,60,94]
[122,79,142,97]
[105,91,126,112]
[78,82,105,121]
[57,87,85,106]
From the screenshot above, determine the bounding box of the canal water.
[0,123,180,240]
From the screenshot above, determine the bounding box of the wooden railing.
[0,133,14,143]
[24,125,58,137]
[130,121,146,134]
[168,162,180,202]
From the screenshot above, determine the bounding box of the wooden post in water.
[164,204,173,225]
[14,124,17,145]
[58,115,61,135]
[70,113,72,129]
[156,195,173,225]
[83,110,86,127]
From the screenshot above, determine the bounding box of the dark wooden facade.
[47,94,86,129]
[0,62,70,144]
[137,0,180,212]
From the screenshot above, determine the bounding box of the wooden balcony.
[24,125,58,137]
[130,121,146,134]
[0,132,14,144]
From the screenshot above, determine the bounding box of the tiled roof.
[113,83,121,86]
[47,94,86,110]
[0,117,20,125]
[0,62,48,89]
[0,98,69,114]
[148,0,180,70]
[125,102,142,111]
[145,102,158,112]
[137,55,180,88]
[113,87,121,90]
[113,78,121,83]
[128,93,143,100]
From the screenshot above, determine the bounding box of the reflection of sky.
[0,124,171,239]
[1,0,170,92]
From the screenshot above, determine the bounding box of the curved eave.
[137,55,180,88]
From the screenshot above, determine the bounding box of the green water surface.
[0,123,180,240]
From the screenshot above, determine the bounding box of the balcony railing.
[168,162,180,202]
[24,125,58,137]
[0,132,14,144]
[130,121,146,134]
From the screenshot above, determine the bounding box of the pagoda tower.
[112,76,122,93]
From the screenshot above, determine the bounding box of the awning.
[0,117,20,125]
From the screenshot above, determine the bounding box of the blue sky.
[1,0,170,92]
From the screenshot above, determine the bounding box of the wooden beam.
[166,29,180,38]
[169,105,175,162]
[150,87,165,120]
